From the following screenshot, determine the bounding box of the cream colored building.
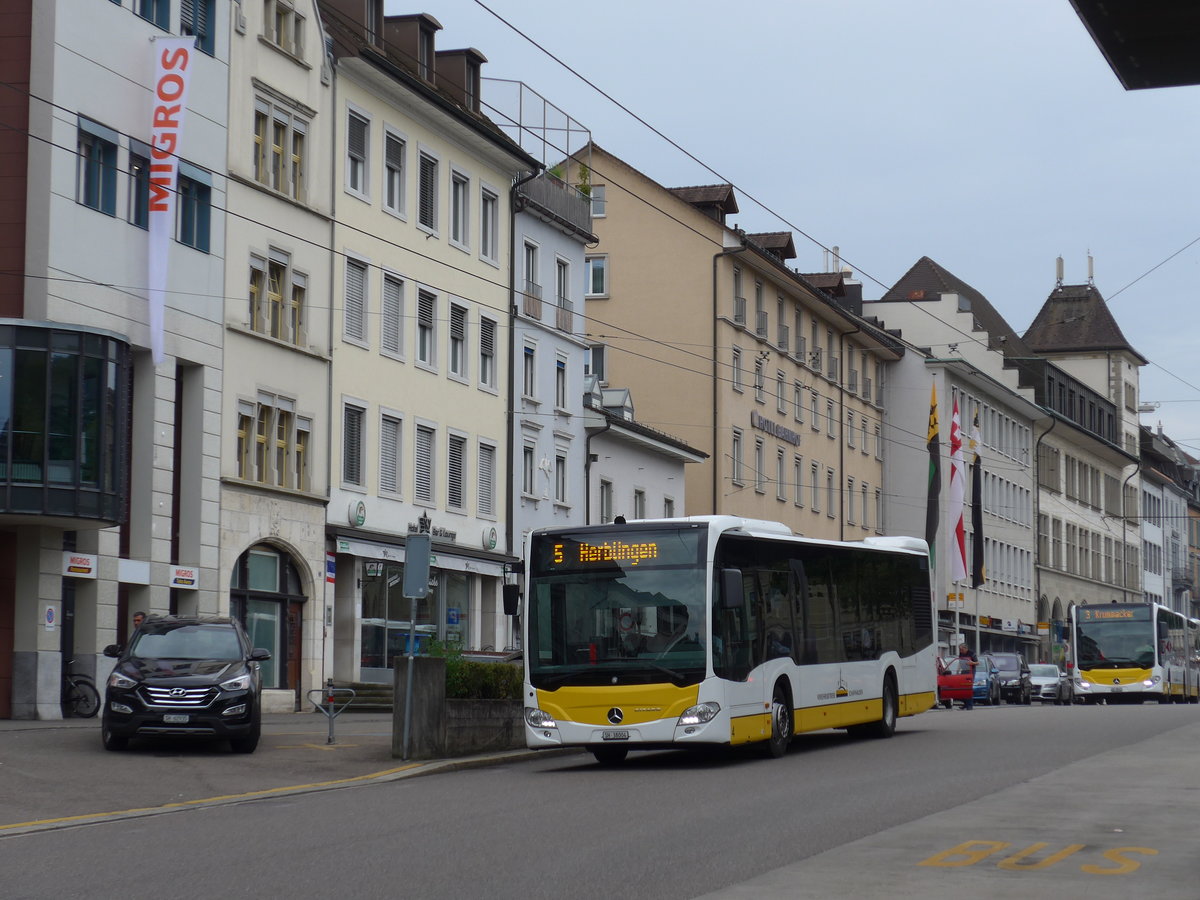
[570,145,901,538]
[220,0,335,711]
[322,8,537,680]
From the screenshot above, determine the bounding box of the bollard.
[307,679,356,744]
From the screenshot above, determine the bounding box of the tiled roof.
[878,256,1031,358]
[1024,283,1147,363]
[746,231,796,260]
[797,272,845,294]
[667,184,739,215]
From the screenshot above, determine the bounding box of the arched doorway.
[230,544,306,703]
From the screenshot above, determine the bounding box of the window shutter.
[345,259,366,341]
[418,290,435,329]
[386,135,404,171]
[450,305,466,342]
[382,275,402,353]
[348,114,367,160]
[380,415,400,493]
[343,406,363,485]
[447,435,465,509]
[478,445,494,516]
[415,426,434,503]
[181,0,195,32]
[418,154,437,226]
[480,318,495,359]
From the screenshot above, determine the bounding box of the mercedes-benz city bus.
[1071,601,1200,704]
[520,516,936,763]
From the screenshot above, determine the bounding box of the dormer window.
[465,59,480,111]
[418,26,435,81]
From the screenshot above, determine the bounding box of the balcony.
[755,310,768,338]
[810,347,823,370]
[827,354,839,381]
[793,335,807,365]
[523,280,542,318]
[516,174,593,239]
[733,296,746,325]
[556,298,574,332]
[777,323,789,353]
[864,376,874,402]
[848,371,858,394]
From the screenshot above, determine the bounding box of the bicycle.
[63,662,101,718]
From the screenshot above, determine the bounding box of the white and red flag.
[948,394,967,583]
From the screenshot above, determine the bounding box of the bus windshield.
[1075,606,1154,668]
[526,525,708,688]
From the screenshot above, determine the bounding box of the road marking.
[275,742,363,751]
[919,840,1158,874]
[0,764,423,833]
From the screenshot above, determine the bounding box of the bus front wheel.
[766,683,793,758]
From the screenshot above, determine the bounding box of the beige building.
[570,145,902,538]
[220,0,335,711]
[322,7,537,681]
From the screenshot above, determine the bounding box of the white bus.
[1071,601,1200,704]
[520,516,937,763]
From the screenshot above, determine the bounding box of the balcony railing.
[848,371,858,393]
[777,323,789,352]
[733,296,746,325]
[523,281,542,319]
[864,376,874,402]
[793,335,807,364]
[827,354,839,381]
[556,298,573,332]
[755,310,768,338]
[810,347,823,370]
[517,174,593,237]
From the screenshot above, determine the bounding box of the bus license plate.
[163,714,190,724]
[1109,685,1121,693]
[601,730,629,741]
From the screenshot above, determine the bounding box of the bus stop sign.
[403,533,432,598]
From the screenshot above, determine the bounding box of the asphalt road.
[1,702,1198,899]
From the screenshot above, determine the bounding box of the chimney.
[436,48,487,113]
[383,13,442,82]
[1055,255,1064,287]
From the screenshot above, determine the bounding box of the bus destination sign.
[532,528,703,575]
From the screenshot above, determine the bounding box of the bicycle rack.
[307,678,356,744]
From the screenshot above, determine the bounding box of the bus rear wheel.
[591,746,628,766]
[851,675,897,739]
[766,683,793,758]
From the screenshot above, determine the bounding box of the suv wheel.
[102,722,128,751]
[230,722,260,754]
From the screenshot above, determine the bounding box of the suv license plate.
[601,730,629,741]
[163,714,190,724]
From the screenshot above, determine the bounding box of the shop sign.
[170,566,198,589]
[62,552,97,579]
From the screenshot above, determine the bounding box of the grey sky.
[392,1,1200,452]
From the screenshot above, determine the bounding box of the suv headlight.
[220,673,252,692]
[678,701,720,726]
[107,671,137,690]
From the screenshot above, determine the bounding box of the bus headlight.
[1143,676,1162,688]
[524,707,557,729]
[678,701,720,726]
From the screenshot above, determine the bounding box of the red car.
[937,657,975,707]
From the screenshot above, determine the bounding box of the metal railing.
[733,296,746,325]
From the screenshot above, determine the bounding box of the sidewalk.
[0,711,557,834]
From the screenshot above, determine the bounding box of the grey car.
[1029,663,1071,705]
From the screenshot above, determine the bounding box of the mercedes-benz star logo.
[607,707,624,725]
[1113,678,1121,685]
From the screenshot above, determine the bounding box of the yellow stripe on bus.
[536,683,700,727]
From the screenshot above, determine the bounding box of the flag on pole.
[147,38,194,365]
[970,410,986,587]
[948,394,968,583]
[925,381,941,570]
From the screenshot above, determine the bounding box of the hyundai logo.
[170,688,188,698]
[607,707,624,725]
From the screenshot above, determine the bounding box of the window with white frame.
[776,449,786,501]
[556,259,570,307]
[447,433,466,511]
[585,344,606,383]
[479,317,497,388]
[793,381,804,424]
[826,400,836,438]
[343,257,367,344]
[754,359,764,402]
[128,144,150,229]
[379,413,402,495]
[480,188,499,262]
[381,273,404,358]
[861,482,870,529]
[523,241,540,298]
[522,444,535,496]
[450,169,470,248]
[663,496,675,517]
[418,150,438,231]
[449,302,468,378]
[861,416,870,454]
[342,402,365,486]
[846,412,856,448]
[810,391,819,430]
[346,110,368,196]
[776,371,786,414]
[585,255,608,297]
[731,347,743,392]
[554,453,567,503]
[555,358,567,409]
[384,130,405,216]
[810,462,820,511]
[477,442,496,516]
[847,476,856,524]
[826,468,835,517]
[794,455,804,507]
[254,99,307,200]
[522,345,536,399]
[590,184,606,217]
[599,479,613,523]
[876,488,883,532]
[731,428,744,485]
[754,439,765,493]
[414,424,435,504]
[250,250,307,346]
[416,289,436,366]
[633,489,646,519]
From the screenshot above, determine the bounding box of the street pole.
[401,527,432,761]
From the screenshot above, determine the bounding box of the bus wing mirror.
[720,568,743,609]
[503,583,521,617]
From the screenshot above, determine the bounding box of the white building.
[0,1,228,718]
[321,6,537,679]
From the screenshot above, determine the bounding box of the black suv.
[102,616,270,753]
[988,652,1032,705]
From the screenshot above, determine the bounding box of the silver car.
[1029,663,1071,705]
